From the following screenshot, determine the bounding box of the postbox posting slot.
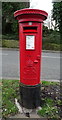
[23,26,37,33]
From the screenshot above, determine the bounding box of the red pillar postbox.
[14,9,48,109]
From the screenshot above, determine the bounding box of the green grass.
[38,98,59,119]
[38,81,60,119]
[2,79,60,118]
[0,40,2,47]
[42,81,60,86]
[2,40,19,48]
[2,39,61,51]
[2,80,19,117]
[43,43,60,51]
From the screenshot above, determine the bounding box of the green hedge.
[2,34,18,40]
[43,33,60,45]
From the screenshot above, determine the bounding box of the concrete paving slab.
[10,112,40,118]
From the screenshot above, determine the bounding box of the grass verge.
[2,80,61,119]
[43,43,61,51]
[42,81,59,86]
[2,80,19,118]
[38,81,61,119]
[2,40,19,48]
[38,98,60,119]
[0,40,2,47]
[2,39,61,51]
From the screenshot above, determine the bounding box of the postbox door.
[19,24,42,85]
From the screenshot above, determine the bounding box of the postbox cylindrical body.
[14,9,48,109]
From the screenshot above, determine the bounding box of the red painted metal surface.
[14,9,48,85]
[14,8,48,23]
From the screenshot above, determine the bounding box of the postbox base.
[19,83,41,109]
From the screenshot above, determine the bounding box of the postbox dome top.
[14,8,48,23]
